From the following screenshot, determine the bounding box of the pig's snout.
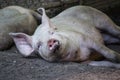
[48,39,60,52]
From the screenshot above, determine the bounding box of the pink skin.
[47,38,60,51]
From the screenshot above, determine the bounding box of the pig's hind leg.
[87,40,120,68]
[88,60,120,68]
[93,10,120,39]
[102,33,120,45]
[96,15,120,39]
[84,36,120,63]
[105,24,120,39]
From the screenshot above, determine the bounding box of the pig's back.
[51,6,103,43]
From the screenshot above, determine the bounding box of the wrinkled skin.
[10,6,120,68]
[0,6,41,50]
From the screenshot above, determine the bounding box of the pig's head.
[9,8,68,62]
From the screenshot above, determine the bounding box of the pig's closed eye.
[37,42,42,49]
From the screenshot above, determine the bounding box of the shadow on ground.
[0,45,120,80]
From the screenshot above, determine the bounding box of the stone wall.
[0,0,120,17]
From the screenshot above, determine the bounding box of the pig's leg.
[85,39,120,68]
[104,24,120,39]
[95,15,120,39]
[88,61,120,68]
[86,38,120,63]
[102,33,120,44]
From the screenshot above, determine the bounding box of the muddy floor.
[0,45,120,80]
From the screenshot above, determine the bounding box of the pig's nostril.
[53,40,56,43]
[49,44,52,47]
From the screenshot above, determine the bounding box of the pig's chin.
[47,49,62,62]
[40,53,61,62]
[38,47,61,62]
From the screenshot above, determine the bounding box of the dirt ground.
[0,45,120,80]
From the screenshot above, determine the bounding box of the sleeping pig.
[10,6,120,68]
[0,6,41,50]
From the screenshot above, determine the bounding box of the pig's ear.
[9,32,34,57]
[37,8,56,29]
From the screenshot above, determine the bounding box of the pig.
[0,6,41,50]
[10,6,120,68]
